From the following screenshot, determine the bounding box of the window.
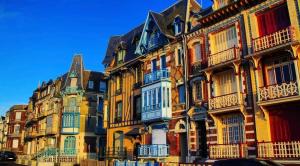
[149,30,160,49]
[193,42,201,62]
[174,17,182,35]
[158,88,161,106]
[214,70,236,96]
[15,112,21,120]
[113,131,124,149]
[116,102,122,122]
[99,81,106,92]
[222,114,245,144]
[178,85,186,104]
[134,96,141,120]
[88,81,94,89]
[193,81,202,101]
[117,49,126,64]
[69,97,77,107]
[116,75,122,91]
[98,97,104,113]
[46,116,53,128]
[163,87,166,107]
[63,113,80,128]
[167,88,170,107]
[143,92,147,108]
[176,48,182,66]
[152,59,157,72]
[212,26,237,54]
[87,116,92,128]
[14,124,20,134]
[64,136,76,153]
[265,57,296,86]
[161,55,167,69]
[12,139,19,148]
[152,89,156,107]
[98,116,103,128]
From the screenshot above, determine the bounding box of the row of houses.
[101,0,300,165]
[0,55,108,165]
[0,0,300,165]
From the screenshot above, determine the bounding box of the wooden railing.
[258,82,299,101]
[258,141,300,159]
[208,46,240,67]
[209,143,248,159]
[252,26,294,53]
[209,92,243,110]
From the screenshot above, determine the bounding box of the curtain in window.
[213,26,237,54]
[257,3,290,36]
[214,70,236,96]
[269,109,300,141]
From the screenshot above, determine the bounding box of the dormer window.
[117,49,126,65]
[174,16,182,35]
[88,80,94,89]
[148,30,160,49]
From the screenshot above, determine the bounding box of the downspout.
[182,34,190,163]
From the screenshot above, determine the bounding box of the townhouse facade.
[102,0,300,164]
[5,105,27,154]
[22,55,107,165]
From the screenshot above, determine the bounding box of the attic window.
[174,16,182,35]
[117,49,126,64]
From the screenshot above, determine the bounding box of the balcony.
[208,46,240,67]
[209,143,248,159]
[144,69,170,85]
[138,144,169,158]
[252,26,294,53]
[258,82,299,102]
[257,141,300,159]
[142,103,171,122]
[209,92,243,111]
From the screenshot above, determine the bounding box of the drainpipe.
[182,34,190,163]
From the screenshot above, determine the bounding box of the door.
[180,133,188,162]
[198,120,208,158]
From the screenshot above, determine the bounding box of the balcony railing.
[209,143,248,159]
[253,26,294,53]
[144,69,169,85]
[106,147,130,159]
[258,82,299,102]
[208,46,240,67]
[258,141,300,159]
[64,106,80,112]
[209,92,242,110]
[138,144,169,158]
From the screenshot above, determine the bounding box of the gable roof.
[102,0,191,66]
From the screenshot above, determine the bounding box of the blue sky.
[0,0,211,115]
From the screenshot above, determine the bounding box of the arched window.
[174,16,182,35]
